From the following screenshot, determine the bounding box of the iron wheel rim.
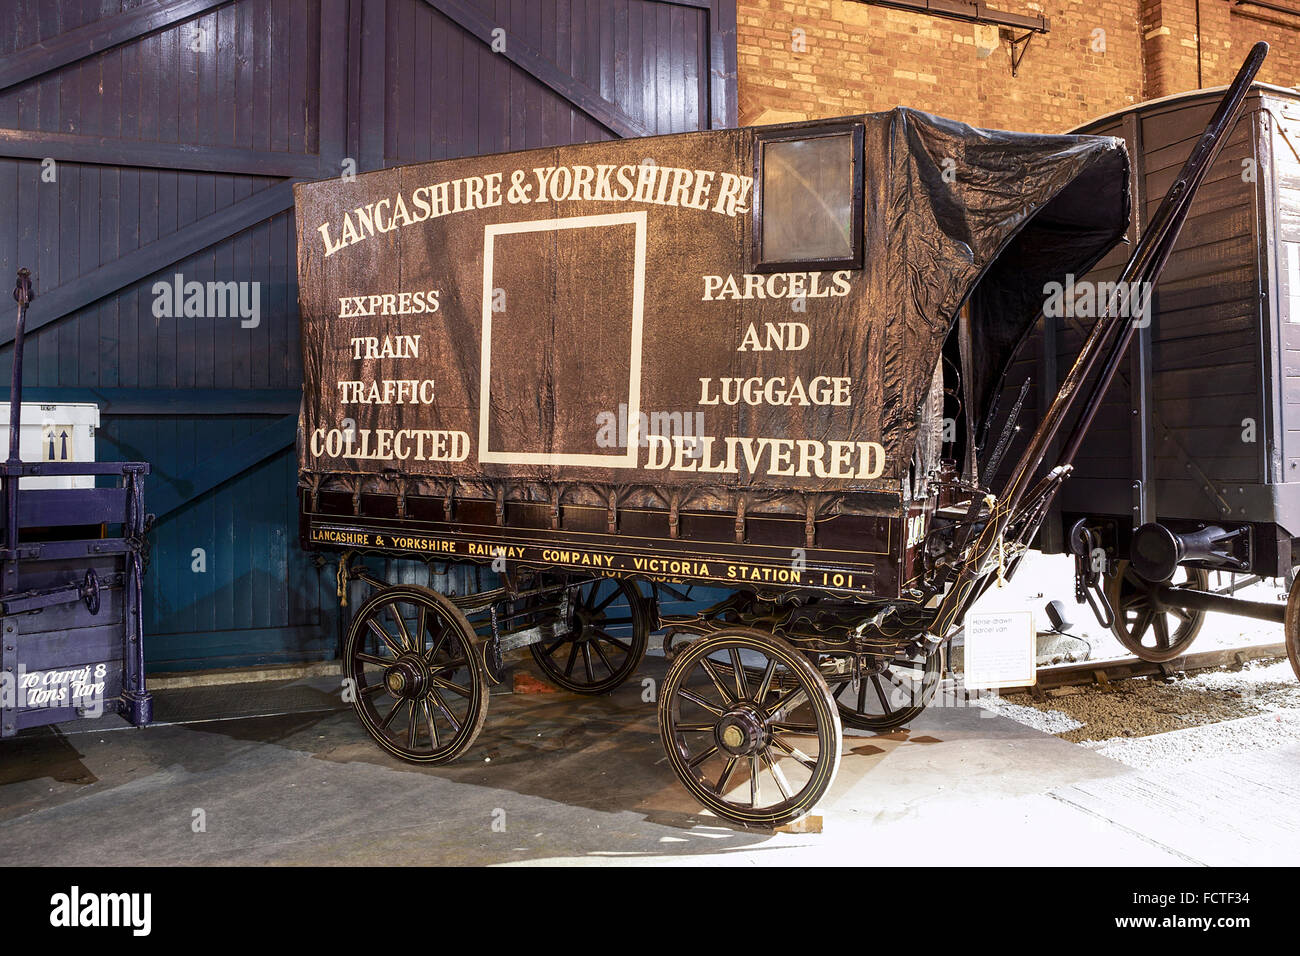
[529,577,649,694]
[1105,560,1208,662]
[345,585,487,763]
[659,628,840,828]
[825,648,940,731]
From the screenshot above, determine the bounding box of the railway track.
[1004,642,1288,699]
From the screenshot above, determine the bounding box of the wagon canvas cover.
[294,109,1127,596]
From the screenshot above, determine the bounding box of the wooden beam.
[420,0,652,139]
[0,181,296,348]
[709,1,739,129]
[0,0,235,92]
[148,415,297,521]
[357,0,387,171]
[317,0,349,166]
[0,388,301,416]
[0,127,323,177]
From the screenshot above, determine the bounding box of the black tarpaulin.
[293,107,1129,518]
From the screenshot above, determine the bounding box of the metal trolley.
[299,47,1277,828]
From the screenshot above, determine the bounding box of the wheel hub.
[384,656,428,700]
[715,705,767,757]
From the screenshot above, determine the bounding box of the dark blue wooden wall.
[0,0,736,669]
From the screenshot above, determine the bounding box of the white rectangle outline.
[479,211,646,466]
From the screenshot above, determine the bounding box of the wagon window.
[755,125,863,271]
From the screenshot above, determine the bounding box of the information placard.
[964,609,1036,689]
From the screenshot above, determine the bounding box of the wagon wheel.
[659,627,841,829]
[344,585,488,763]
[1286,570,1300,683]
[529,576,650,694]
[1104,560,1209,663]
[825,647,942,732]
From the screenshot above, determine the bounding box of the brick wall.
[737,0,1300,133]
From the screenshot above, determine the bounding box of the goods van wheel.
[1103,560,1208,663]
[658,627,841,829]
[1286,572,1300,683]
[344,585,488,763]
[825,646,941,731]
[529,576,650,694]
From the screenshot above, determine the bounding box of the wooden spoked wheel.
[659,627,841,829]
[529,576,650,694]
[344,585,488,763]
[826,648,941,731]
[1286,569,1300,683]
[1104,560,1209,663]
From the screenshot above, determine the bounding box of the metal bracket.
[1008,30,1035,77]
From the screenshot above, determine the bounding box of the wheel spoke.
[675,722,715,732]
[756,659,778,703]
[424,625,449,665]
[429,675,472,698]
[368,619,404,657]
[678,689,724,716]
[749,756,761,807]
[581,642,596,683]
[422,700,439,749]
[699,657,736,704]
[767,683,809,716]
[770,721,820,734]
[1154,614,1171,649]
[564,640,580,678]
[873,676,894,712]
[591,587,621,613]
[763,748,794,800]
[770,733,817,769]
[717,756,740,793]
[379,698,403,731]
[429,658,467,675]
[406,700,418,749]
[390,604,416,653]
[429,688,461,733]
[590,637,618,675]
[356,652,390,667]
[689,744,719,769]
[730,648,749,700]
[1133,608,1155,642]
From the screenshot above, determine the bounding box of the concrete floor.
[2,656,1298,865]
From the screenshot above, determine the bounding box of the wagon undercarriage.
[335,556,944,824]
